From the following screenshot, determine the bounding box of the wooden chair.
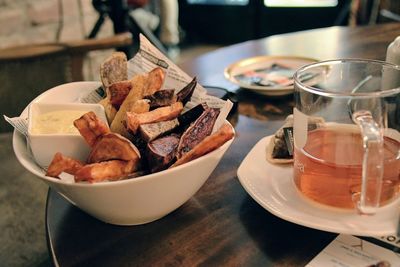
[0,32,132,132]
[349,0,400,25]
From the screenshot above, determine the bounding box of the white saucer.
[224,56,317,96]
[237,135,400,236]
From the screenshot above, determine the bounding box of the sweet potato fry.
[110,73,147,136]
[176,108,220,158]
[139,119,179,142]
[176,77,197,106]
[177,103,206,127]
[75,160,138,183]
[100,52,127,88]
[99,96,117,124]
[87,133,141,164]
[128,99,150,114]
[109,80,132,108]
[144,89,176,109]
[46,152,85,178]
[114,170,148,181]
[171,123,234,168]
[145,67,165,96]
[110,68,165,136]
[126,102,183,134]
[146,134,180,172]
[74,111,110,147]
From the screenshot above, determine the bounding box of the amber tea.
[294,125,400,209]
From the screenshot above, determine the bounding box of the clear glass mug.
[293,59,400,214]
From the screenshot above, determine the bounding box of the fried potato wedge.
[46,152,85,178]
[145,67,165,96]
[109,80,132,109]
[139,119,179,142]
[176,77,197,106]
[171,123,234,168]
[110,73,147,136]
[100,52,128,88]
[110,67,165,136]
[98,52,128,125]
[129,99,150,114]
[144,89,176,109]
[176,108,220,159]
[87,133,141,164]
[126,102,183,134]
[74,111,110,147]
[146,134,180,172]
[99,96,117,124]
[177,103,206,127]
[75,160,138,183]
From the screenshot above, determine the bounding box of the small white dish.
[28,102,107,168]
[237,135,400,236]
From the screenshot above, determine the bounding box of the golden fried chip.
[110,73,147,137]
[75,160,138,183]
[99,97,117,124]
[129,99,150,114]
[126,102,183,134]
[110,68,165,137]
[144,67,165,96]
[46,152,85,178]
[100,52,128,88]
[87,133,141,164]
[74,111,110,147]
[109,80,132,108]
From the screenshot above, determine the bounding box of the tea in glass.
[294,125,400,209]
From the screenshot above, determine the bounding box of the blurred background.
[0,0,400,266]
[1,0,399,80]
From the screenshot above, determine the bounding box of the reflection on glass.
[187,0,249,5]
[264,0,337,7]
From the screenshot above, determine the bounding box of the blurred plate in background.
[224,55,317,96]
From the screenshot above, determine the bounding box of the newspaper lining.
[79,86,105,103]
[4,115,28,136]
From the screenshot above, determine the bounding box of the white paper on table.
[377,235,400,250]
[306,234,400,267]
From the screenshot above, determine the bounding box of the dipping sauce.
[31,110,87,134]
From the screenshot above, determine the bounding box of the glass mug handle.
[352,110,384,215]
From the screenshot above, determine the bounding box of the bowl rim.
[14,126,234,187]
[13,81,235,188]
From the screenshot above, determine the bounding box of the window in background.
[180,0,346,44]
[187,0,249,5]
[264,0,338,7]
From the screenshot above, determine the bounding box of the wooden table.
[46,23,400,266]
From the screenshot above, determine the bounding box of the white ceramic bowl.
[13,82,234,225]
[28,102,107,168]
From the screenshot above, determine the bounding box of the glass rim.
[294,58,400,98]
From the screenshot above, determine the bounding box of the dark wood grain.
[46,23,400,267]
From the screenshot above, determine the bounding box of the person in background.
[128,0,181,60]
[158,0,181,59]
